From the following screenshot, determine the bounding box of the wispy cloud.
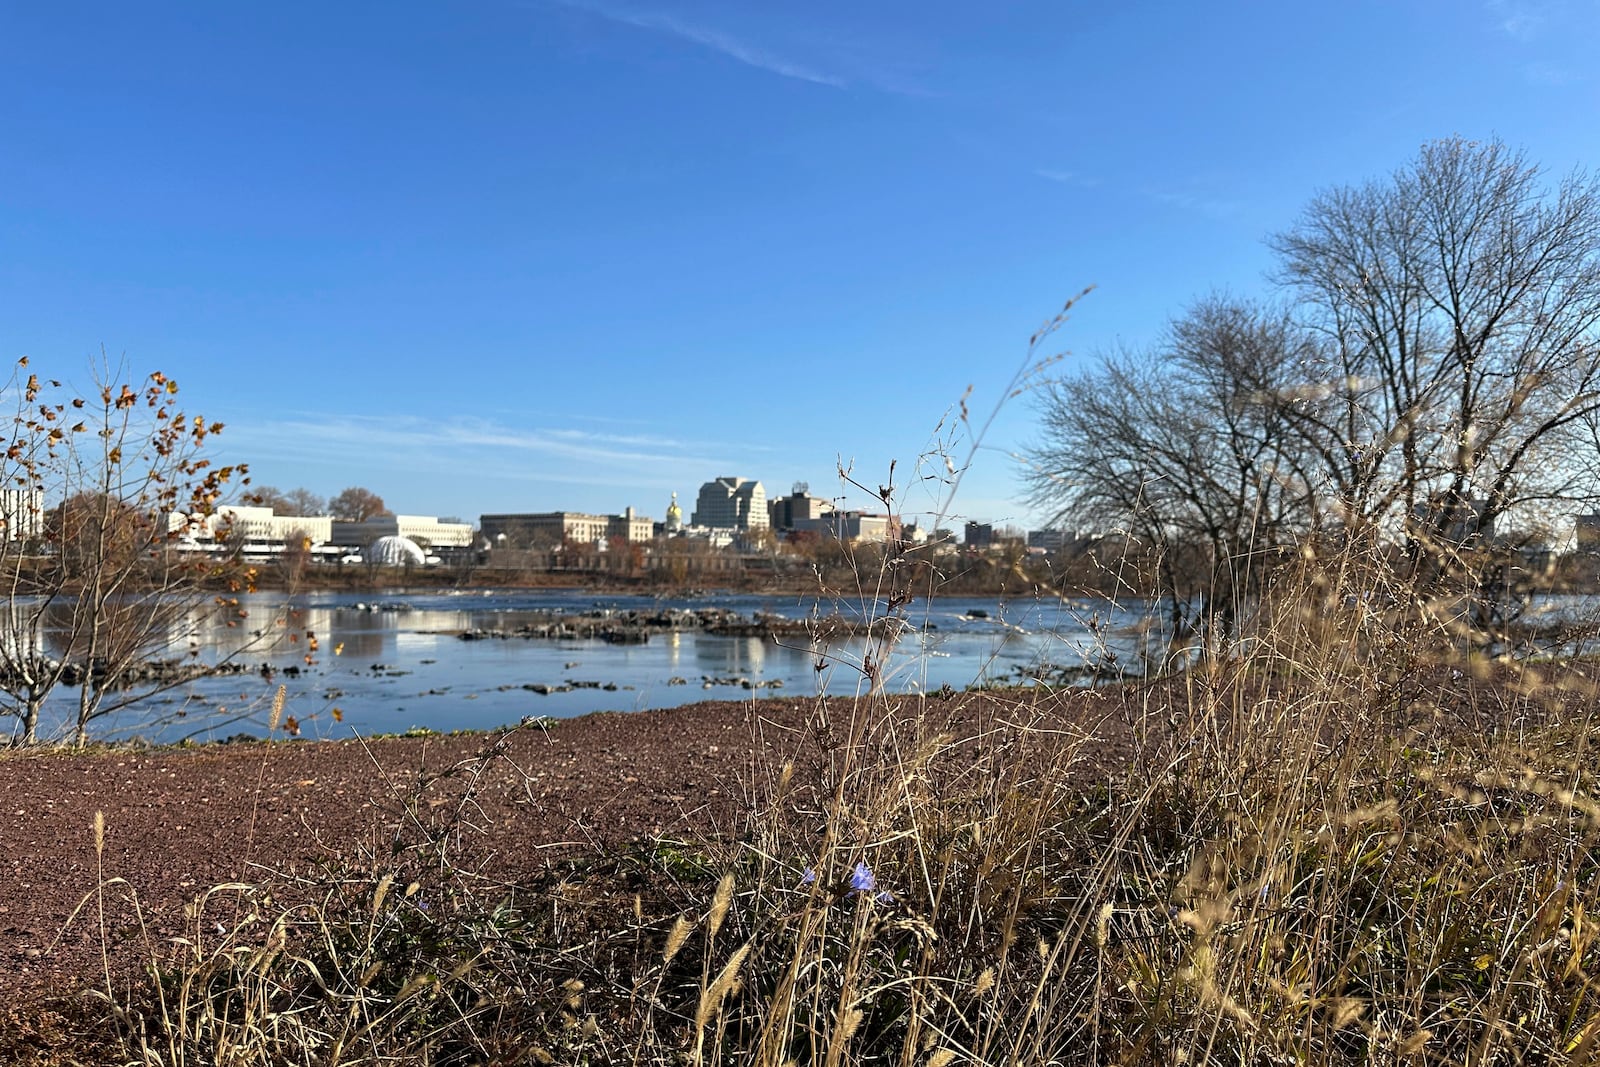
[215,412,782,511]
[1486,0,1551,40]
[229,413,766,470]
[1034,168,1100,188]
[1144,187,1242,221]
[1525,60,1581,85]
[553,0,846,87]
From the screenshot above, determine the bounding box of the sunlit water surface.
[26,589,1156,742]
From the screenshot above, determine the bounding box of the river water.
[24,589,1150,744]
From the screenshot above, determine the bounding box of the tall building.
[691,477,769,531]
[768,483,835,531]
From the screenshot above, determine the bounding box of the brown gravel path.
[2,656,1583,1065]
[0,687,1143,1004]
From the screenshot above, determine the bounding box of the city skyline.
[4,3,1598,527]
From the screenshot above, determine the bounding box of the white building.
[793,511,891,543]
[213,505,333,547]
[0,489,44,542]
[691,477,768,531]
[164,505,335,559]
[332,515,475,551]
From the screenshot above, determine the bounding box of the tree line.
[249,484,391,522]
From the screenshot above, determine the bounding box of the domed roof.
[367,535,427,566]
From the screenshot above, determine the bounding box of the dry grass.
[23,541,1600,1066]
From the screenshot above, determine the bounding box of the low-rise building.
[165,504,336,559]
[332,515,475,552]
[674,525,739,550]
[1411,496,1493,546]
[793,511,891,543]
[213,505,334,547]
[1028,527,1074,552]
[1575,513,1600,552]
[480,510,653,549]
[608,507,653,544]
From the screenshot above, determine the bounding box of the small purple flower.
[800,867,817,886]
[874,889,895,905]
[850,862,877,894]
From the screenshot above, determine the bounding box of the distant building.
[793,511,891,544]
[0,489,44,542]
[964,521,994,548]
[480,510,652,549]
[1028,528,1073,552]
[692,477,768,531]
[669,525,739,550]
[166,504,335,559]
[769,484,835,532]
[366,535,429,567]
[1411,496,1492,546]
[207,505,333,550]
[608,507,653,543]
[333,515,475,552]
[1576,513,1600,552]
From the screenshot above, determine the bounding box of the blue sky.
[3,1,1598,529]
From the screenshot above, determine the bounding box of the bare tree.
[276,526,314,585]
[1028,139,1600,648]
[1271,137,1600,566]
[329,486,390,522]
[1026,299,1317,646]
[249,485,326,516]
[284,487,325,517]
[247,485,294,514]
[0,360,250,744]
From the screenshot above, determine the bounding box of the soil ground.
[0,687,1145,1004]
[0,660,1581,1056]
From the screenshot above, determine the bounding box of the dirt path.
[0,687,1144,1003]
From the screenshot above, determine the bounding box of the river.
[20,589,1151,744]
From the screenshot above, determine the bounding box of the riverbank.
[5,658,1598,1064]
[0,684,1141,1052]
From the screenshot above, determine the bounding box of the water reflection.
[694,634,768,676]
[19,589,1153,743]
